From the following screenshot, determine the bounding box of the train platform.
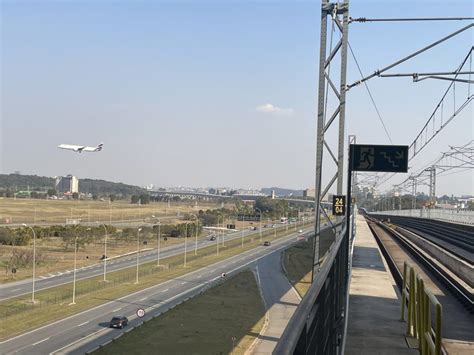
[345,215,417,354]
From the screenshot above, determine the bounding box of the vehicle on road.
[263,241,271,246]
[298,229,303,233]
[109,316,128,329]
[210,236,216,241]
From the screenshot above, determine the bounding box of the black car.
[263,241,271,246]
[210,236,216,241]
[110,316,128,329]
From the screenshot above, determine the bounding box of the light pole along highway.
[255,207,263,242]
[22,223,37,304]
[71,226,91,305]
[183,222,188,267]
[135,227,143,284]
[99,223,108,282]
[156,220,161,266]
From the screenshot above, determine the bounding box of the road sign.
[332,195,346,216]
[350,144,408,173]
[136,308,145,318]
[237,214,261,222]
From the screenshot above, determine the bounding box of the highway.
[0,227,278,301]
[0,227,315,354]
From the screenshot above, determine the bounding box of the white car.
[298,229,303,233]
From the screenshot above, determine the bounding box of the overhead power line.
[350,17,474,23]
[347,23,474,90]
[348,42,393,143]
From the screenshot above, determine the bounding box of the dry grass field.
[0,198,232,283]
[0,198,229,225]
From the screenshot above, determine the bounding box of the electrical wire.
[348,42,393,143]
[350,17,474,23]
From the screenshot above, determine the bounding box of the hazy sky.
[1,0,473,196]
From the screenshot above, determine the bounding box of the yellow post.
[416,275,425,354]
[406,266,416,337]
[401,262,408,321]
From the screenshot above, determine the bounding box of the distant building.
[303,189,316,198]
[55,175,79,193]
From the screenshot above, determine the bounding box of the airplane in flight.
[58,142,103,153]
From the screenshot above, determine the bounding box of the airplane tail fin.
[96,143,104,151]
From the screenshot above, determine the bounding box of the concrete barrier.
[396,227,473,287]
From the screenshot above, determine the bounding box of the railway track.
[365,216,473,313]
[370,214,474,264]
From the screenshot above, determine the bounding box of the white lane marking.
[49,329,108,354]
[77,321,89,327]
[40,276,47,279]
[181,282,186,285]
[139,297,148,301]
[161,288,169,293]
[11,288,22,292]
[112,307,123,312]
[32,337,50,346]
[4,229,314,347]
[197,275,202,279]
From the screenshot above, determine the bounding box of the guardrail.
[370,208,474,225]
[401,261,443,355]
[274,220,349,354]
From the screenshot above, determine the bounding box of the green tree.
[72,192,79,200]
[92,194,99,201]
[131,195,140,204]
[109,194,116,202]
[47,189,57,196]
[139,194,150,204]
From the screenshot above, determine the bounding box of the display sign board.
[332,195,346,216]
[237,214,261,222]
[350,144,408,173]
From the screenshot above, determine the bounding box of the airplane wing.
[58,144,85,151]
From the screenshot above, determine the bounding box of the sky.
[1,0,473,196]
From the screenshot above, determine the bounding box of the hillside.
[0,174,145,196]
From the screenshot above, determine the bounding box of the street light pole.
[135,227,142,284]
[194,218,198,255]
[71,233,78,305]
[22,224,36,304]
[102,224,108,282]
[255,208,263,242]
[184,223,187,267]
[71,226,90,305]
[220,216,226,247]
[157,221,161,266]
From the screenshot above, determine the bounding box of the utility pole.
[312,0,350,279]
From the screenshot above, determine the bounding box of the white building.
[55,175,79,193]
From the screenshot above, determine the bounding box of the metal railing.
[274,219,350,354]
[401,261,443,355]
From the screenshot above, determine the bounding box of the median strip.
[0,224,312,340]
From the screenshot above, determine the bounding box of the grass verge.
[0,224,311,340]
[93,271,265,355]
[283,227,336,297]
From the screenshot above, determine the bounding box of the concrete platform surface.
[345,215,417,354]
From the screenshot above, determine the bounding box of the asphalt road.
[251,250,302,354]
[0,227,314,355]
[0,227,274,301]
